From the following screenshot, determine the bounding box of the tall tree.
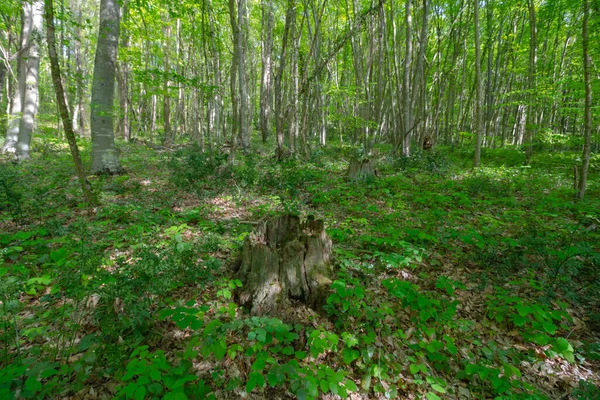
[402,0,413,156]
[578,0,592,200]
[524,0,537,163]
[473,0,483,167]
[259,0,274,143]
[3,0,43,160]
[44,0,97,206]
[90,0,123,174]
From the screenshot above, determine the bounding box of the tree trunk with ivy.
[237,215,334,316]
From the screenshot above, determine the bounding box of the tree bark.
[4,2,33,155]
[473,0,483,168]
[578,0,592,200]
[402,0,413,157]
[237,215,334,316]
[44,0,98,206]
[347,158,376,180]
[260,0,274,143]
[524,0,536,164]
[90,0,123,174]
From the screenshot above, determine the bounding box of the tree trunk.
[473,0,483,168]
[275,0,295,158]
[237,215,334,316]
[162,23,172,146]
[578,0,591,200]
[524,0,537,164]
[4,2,34,155]
[90,0,123,174]
[237,0,250,152]
[15,0,43,161]
[402,0,413,157]
[44,0,98,206]
[260,0,274,143]
[347,158,376,180]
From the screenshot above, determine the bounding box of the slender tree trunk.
[72,2,87,136]
[578,0,592,200]
[237,0,250,152]
[162,24,172,146]
[412,0,429,145]
[275,0,295,158]
[15,0,43,161]
[402,0,413,156]
[44,0,98,205]
[228,0,239,162]
[4,3,31,154]
[90,0,123,174]
[473,0,483,167]
[117,1,130,141]
[260,0,274,143]
[524,0,536,163]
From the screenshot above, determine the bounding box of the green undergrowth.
[1,140,599,399]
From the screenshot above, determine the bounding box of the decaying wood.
[236,215,333,316]
[347,158,376,180]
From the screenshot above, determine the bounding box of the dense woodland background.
[1,0,599,399]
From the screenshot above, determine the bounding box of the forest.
[0,0,599,398]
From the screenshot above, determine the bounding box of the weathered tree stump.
[347,158,376,180]
[236,215,334,316]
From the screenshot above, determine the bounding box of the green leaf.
[431,384,446,393]
[0,267,8,277]
[319,379,329,392]
[426,392,442,400]
[543,322,557,335]
[342,348,360,365]
[465,364,479,376]
[553,338,570,352]
[134,385,146,400]
[150,368,161,382]
[246,371,264,393]
[344,379,358,392]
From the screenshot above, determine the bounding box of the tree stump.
[347,158,376,180]
[236,215,334,316]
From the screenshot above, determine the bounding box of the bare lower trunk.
[16,2,42,161]
[90,0,123,174]
[44,0,98,205]
[578,0,592,200]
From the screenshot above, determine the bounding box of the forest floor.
[1,137,599,399]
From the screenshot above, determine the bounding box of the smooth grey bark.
[260,0,274,143]
[524,0,536,164]
[44,0,98,206]
[72,2,87,136]
[117,1,130,141]
[90,0,123,174]
[228,0,239,162]
[402,0,413,157]
[275,0,295,158]
[4,2,32,154]
[162,23,172,146]
[237,0,250,152]
[578,0,591,200]
[412,0,429,145]
[15,0,43,161]
[473,0,483,168]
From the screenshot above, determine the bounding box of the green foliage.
[0,164,23,220]
[395,150,450,176]
[168,146,228,195]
